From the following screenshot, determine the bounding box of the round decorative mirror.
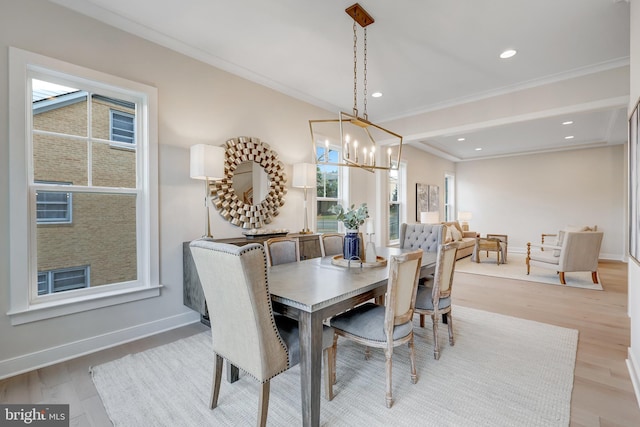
[210,136,287,229]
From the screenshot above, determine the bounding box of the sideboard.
[183,233,322,325]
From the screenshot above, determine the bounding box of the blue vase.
[343,230,360,261]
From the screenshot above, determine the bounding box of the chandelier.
[309,3,403,172]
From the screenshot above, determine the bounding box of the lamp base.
[298,229,314,235]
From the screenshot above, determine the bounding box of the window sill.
[7,284,162,325]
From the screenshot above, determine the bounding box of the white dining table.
[267,247,438,427]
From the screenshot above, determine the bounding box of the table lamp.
[292,162,316,234]
[458,211,472,231]
[190,144,225,239]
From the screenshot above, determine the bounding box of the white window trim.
[8,47,160,325]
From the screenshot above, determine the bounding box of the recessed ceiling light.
[564,135,574,140]
[371,92,382,98]
[499,49,517,59]
[457,137,466,142]
[562,121,573,125]
[475,147,482,151]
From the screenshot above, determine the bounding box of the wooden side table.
[471,235,508,265]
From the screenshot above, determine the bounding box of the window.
[36,181,72,224]
[444,173,455,221]
[110,109,135,144]
[387,163,406,245]
[388,168,400,243]
[316,145,341,233]
[38,266,90,295]
[9,47,159,325]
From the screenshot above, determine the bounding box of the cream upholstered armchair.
[526,231,604,285]
[189,240,335,426]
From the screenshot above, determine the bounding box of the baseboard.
[627,348,640,408]
[0,311,200,380]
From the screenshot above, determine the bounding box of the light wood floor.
[1,259,638,426]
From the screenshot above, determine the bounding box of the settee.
[442,221,478,260]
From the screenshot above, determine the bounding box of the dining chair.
[189,240,335,427]
[319,233,344,257]
[414,242,458,360]
[329,249,423,408]
[264,236,300,266]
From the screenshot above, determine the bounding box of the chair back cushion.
[434,242,458,296]
[559,231,603,272]
[320,233,344,257]
[265,237,300,266]
[399,223,444,252]
[189,240,289,382]
[385,249,423,328]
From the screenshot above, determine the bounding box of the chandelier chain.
[363,27,368,120]
[352,20,358,117]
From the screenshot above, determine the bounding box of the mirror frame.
[210,136,287,229]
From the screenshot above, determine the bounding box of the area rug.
[455,252,603,290]
[91,306,578,426]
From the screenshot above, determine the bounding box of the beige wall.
[456,145,625,258]
[0,0,335,376]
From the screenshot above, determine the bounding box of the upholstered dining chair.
[329,249,423,408]
[319,233,344,257]
[264,236,300,266]
[189,240,335,426]
[414,242,458,360]
[399,223,444,281]
[526,230,604,285]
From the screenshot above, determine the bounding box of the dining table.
[266,246,438,427]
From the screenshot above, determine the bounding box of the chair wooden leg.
[408,337,417,384]
[592,271,599,284]
[447,312,455,346]
[526,243,531,274]
[210,354,223,409]
[323,347,334,401]
[432,314,440,360]
[384,348,393,408]
[559,272,566,285]
[419,313,425,328]
[258,381,270,427]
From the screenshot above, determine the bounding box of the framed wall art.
[415,183,440,222]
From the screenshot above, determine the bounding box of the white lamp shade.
[458,211,472,222]
[292,163,316,188]
[190,144,225,180]
[420,211,439,224]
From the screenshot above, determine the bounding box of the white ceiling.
[50,0,631,161]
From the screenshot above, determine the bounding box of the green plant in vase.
[332,203,369,261]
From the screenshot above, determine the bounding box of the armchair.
[526,231,603,285]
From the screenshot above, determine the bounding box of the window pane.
[37,193,137,292]
[389,170,398,202]
[33,134,88,185]
[37,190,71,223]
[389,204,399,240]
[317,200,338,233]
[316,163,339,198]
[91,94,136,142]
[32,79,87,137]
[92,142,136,188]
[52,268,88,293]
[37,273,48,295]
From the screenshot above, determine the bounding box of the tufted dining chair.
[414,242,458,360]
[399,223,444,280]
[319,233,344,257]
[330,249,423,408]
[189,240,335,426]
[264,236,300,266]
